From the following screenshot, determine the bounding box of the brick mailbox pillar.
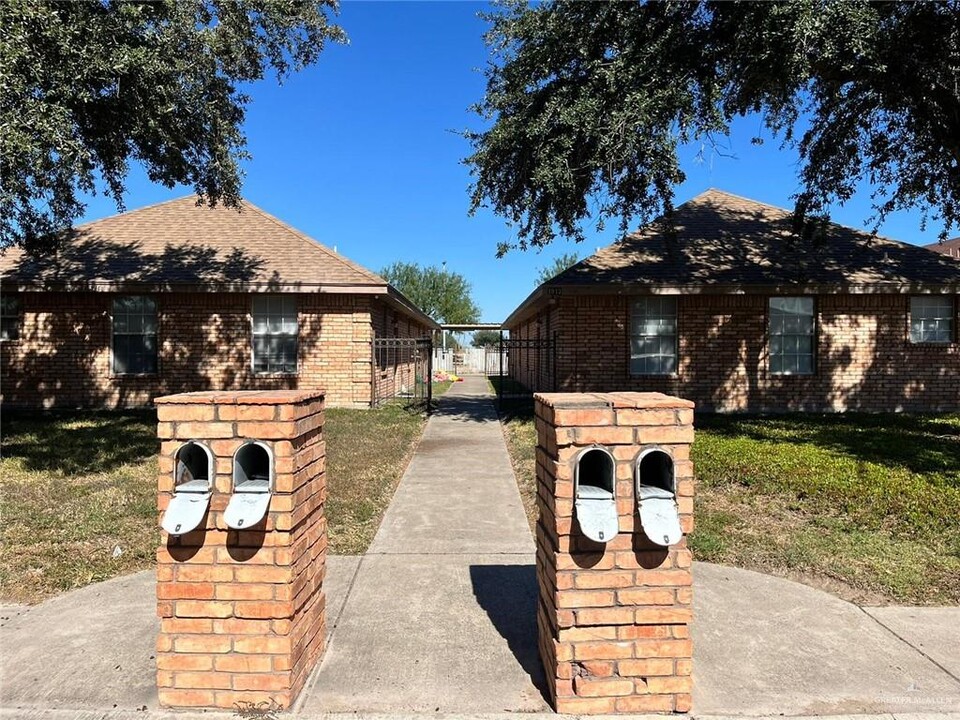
[155,390,327,710]
[534,392,695,714]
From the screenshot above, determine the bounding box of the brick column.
[534,392,695,714]
[155,390,327,710]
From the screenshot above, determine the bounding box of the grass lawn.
[499,406,960,605]
[0,387,449,604]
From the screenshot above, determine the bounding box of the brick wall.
[0,291,403,409]
[510,293,960,412]
[370,299,430,403]
[155,390,327,710]
[535,392,695,714]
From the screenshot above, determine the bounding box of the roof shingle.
[506,189,960,326]
[0,196,386,289]
[548,189,960,289]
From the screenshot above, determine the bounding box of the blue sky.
[78,1,945,323]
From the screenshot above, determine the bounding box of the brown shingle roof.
[925,237,960,260]
[550,189,960,288]
[0,196,385,289]
[506,189,960,326]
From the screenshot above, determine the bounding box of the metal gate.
[372,337,433,410]
[487,335,556,411]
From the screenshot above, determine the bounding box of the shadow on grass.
[488,376,537,423]
[696,412,960,479]
[1,408,158,475]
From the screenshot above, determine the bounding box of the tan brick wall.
[0,291,395,409]
[155,390,326,710]
[535,392,695,714]
[511,293,960,412]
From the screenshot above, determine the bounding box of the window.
[769,297,815,375]
[112,296,158,374]
[910,296,954,344]
[1,296,20,341]
[252,295,298,374]
[629,297,677,375]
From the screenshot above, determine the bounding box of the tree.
[1,0,345,253]
[472,329,501,347]
[535,251,580,286]
[380,261,481,325]
[468,1,960,254]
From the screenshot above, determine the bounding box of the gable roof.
[0,196,438,329]
[925,237,960,260]
[506,189,960,326]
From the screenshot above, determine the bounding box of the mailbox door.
[575,495,620,543]
[223,492,271,530]
[638,487,682,546]
[161,491,212,536]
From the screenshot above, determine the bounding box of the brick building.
[0,197,437,408]
[504,190,960,412]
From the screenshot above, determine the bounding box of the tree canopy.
[472,329,501,347]
[380,261,481,325]
[535,251,580,286]
[467,1,960,254]
[1,0,345,253]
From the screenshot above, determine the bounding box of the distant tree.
[472,329,501,347]
[380,262,481,325]
[535,252,580,286]
[1,0,346,252]
[468,1,960,253]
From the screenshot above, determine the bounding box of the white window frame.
[1,295,21,341]
[629,296,678,376]
[251,295,299,375]
[111,296,158,375]
[909,296,955,344]
[769,296,816,376]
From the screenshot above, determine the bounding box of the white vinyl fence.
[433,347,506,375]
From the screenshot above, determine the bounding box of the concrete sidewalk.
[2,376,960,718]
[297,375,545,713]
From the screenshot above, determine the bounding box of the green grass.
[0,410,160,604]
[499,409,960,605]
[0,391,445,604]
[324,402,426,554]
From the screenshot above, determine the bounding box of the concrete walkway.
[2,376,960,718]
[297,375,546,713]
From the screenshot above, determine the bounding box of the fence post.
[426,337,433,414]
[498,332,504,412]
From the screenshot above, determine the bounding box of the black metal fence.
[487,335,556,412]
[372,337,433,410]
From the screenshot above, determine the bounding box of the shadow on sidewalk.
[432,394,499,423]
[469,564,549,704]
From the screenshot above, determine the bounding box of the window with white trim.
[909,296,954,344]
[1,296,21,341]
[112,296,158,374]
[629,297,677,375]
[252,295,298,374]
[769,297,815,375]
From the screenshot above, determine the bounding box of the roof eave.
[0,279,393,294]
[383,285,441,331]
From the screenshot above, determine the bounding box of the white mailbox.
[635,447,682,546]
[573,446,619,543]
[224,441,273,530]
[161,441,214,536]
